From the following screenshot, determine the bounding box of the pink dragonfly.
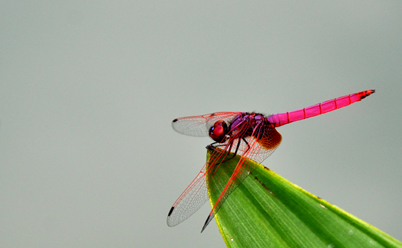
[167,89,375,232]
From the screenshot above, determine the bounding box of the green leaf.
[206,150,402,248]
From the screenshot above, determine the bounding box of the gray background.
[1,1,401,248]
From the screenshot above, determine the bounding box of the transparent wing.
[167,164,208,227]
[201,128,283,231]
[167,128,282,229]
[171,112,241,137]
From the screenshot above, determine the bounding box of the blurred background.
[1,1,401,247]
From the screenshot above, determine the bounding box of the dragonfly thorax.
[230,112,269,138]
[209,112,271,143]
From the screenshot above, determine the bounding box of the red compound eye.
[209,122,226,142]
[209,120,228,142]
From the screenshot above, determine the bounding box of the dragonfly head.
[209,120,229,143]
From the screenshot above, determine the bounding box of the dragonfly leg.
[241,137,250,153]
[220,138,242,163]
[206,140,236,169]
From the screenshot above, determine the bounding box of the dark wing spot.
[168,207,174,216]
[201,214,214,233]
[172,119,178,123]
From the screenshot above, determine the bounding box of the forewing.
[171,112,240,137]
[167,165,209,227]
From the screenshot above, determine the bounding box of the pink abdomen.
[267,90,375,127]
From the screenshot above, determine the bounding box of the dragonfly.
[167,89,375,232]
